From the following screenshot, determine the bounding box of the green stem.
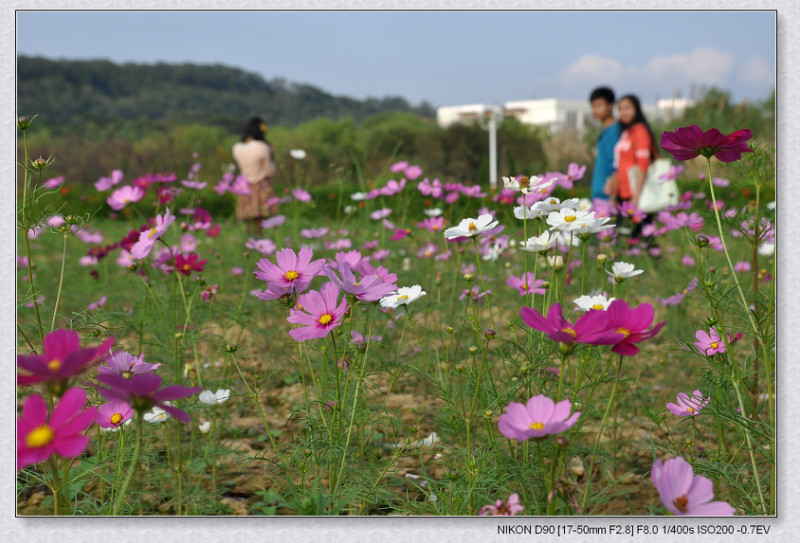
[472,238,496,329]
[50,234,68,331]
[113,414,144,515]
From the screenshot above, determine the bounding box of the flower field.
[16,117,775,517]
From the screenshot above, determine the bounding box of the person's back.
[232,139,275,185]
[589,87,622,201]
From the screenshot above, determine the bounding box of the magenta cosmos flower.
[323,263,398,302]
[254,246,324,293]
[479,493,524,516]
[17,388,97,470]
[95,373,200,422]
[174,252,207,275]
[96,400,134,429]
[604,300,666,356]
[667,390,710,417]
[694,327,725,356]
[506,272,545,297]
[130,208,176,259]
[498,394,580,441]
[660,125,753,163]
[287,282,349,341]
[651,457,735,516]
[520,303,621,346]
[17,329,114,388]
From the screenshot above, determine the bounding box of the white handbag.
[628,159,678,213]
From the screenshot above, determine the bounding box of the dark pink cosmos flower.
[520,304,621,346]
[498,395,580,441]
[391,228,412,241]
[651,457,734,515]
[17,329,115,387]
[95,373,200,422]
[323,263,398,302]
[17,388,97,470]
[254,247,324,291]
[506,272,545,296]
[604,300,665,356]
[660,125,753,163]
[287,282,349,341]
[174,252,207,275]
[201,283,219,302]
[416,216,445,233]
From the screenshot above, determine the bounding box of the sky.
[16,10,776,108]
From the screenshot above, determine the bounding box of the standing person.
[589,87,622,201]
[609,94,659,240]
[232,117,277,234]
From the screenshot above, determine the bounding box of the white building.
[436,98,693,134]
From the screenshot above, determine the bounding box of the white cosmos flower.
[555,230,582,247]
[577,198,593,212]
[766,201,775,210]
[289,149,307,160]
[344,205,356,214]
[519,231,557,253]
[502,175,548,194]
[606,261,644,283]
[757,242,774,256]
[575,215,615,236]
[198,421,212,434]
[350,192,368,201]
[574,294,616,312]
[443,213,499,239]
[424,207,443,217]
[513,205,540,220]
[546,208,593,232]
[199,389,231,406]
[100,419,132,433]
[546,255,564,270]
[482,244,503,262]
[144,405,171,424]
[380,285,427,309]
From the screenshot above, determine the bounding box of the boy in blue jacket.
[589,87,622,201]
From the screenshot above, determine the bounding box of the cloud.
[737,56,773,85]
[548,47,743,98]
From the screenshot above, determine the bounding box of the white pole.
[488,107,498,189]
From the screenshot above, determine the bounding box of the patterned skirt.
[236,178,277,220]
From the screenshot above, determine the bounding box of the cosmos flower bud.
[596,253,608,263]
[696,235,710,248]
[484,328,496,340]
[468,346,479,355]
[225,343,239,353]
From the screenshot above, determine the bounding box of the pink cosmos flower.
[417,177,444,199]
[479,493,524,516]
[651,457,735,515]
[391,228,412,241]
[130,208,176,259]
[416,216,445,232]
[79,256,98,267]
[95,170,124,191]
[231,266,243,276]
[254,246,324,292]
[666,390,710,417]
[604,300,665,356]
[334,250,365,269]
[75,229,103,244]
[498,394,580,441]
[292,188,312,203]
[506,272,545,296]
[174,252,207,275]
[87,296,108,311]
[660,125,753,163]
[520,304,621,346]
[694,327,725,356]
[98,350,161,378]
[261,215,287,229]
[682,255,696,267]
[324,263,398,302]
[17,329,115,387]
[370,208,392,220]
[379,178,407,196]
[245,237,277,256]
[107,185,145,211]
[17,388,97,470]
[659,165,685,180]
[96,400,134,429]
[200,283,219,302]
[95,373,200,422]
[287,283,349,341]
[417,242,438,259]
[181,180,207,190]
[390,161,409,173]
[301,227,329,239]
[230,175,251,195]
[734,261,751,273]
[404,165,423,180]
[619,201,646,222]
[43,176,65,189]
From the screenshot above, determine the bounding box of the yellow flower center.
[48,359,61,372]
[564,215,576,222]
[561,327,578,339]
[549,198,558,205]
[592,303,605,310]
[397,295,409,301]
[121,370,133,380]
[528,422,545,430]
[147,227,158,239]
[687,407,695,414]
[615,327,631,338]
[183,264,191,271]
[518,176,530,188]
[110,413,123,425]
[26,424,55,448]
[710,341,719,349]
[468,222,478,232]
[673,495,689,513]
[318,313,333,325]
[521,283,528,291]
[285,270,300,281]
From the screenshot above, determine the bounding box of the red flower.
[660,125,753,163]
[174,252,207,275]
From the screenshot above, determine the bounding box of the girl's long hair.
[241,116,267,142]
[619,94,657,159]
